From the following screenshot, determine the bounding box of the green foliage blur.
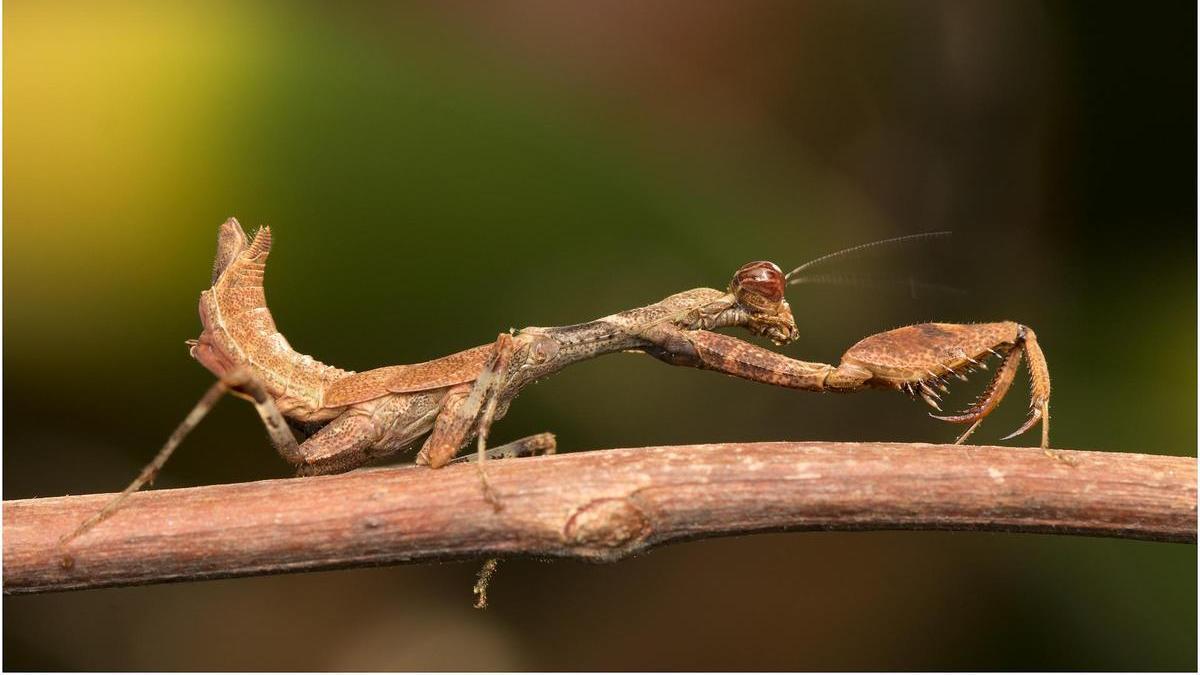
[4,1,1195,670]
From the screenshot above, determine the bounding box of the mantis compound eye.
[730,261,786,313]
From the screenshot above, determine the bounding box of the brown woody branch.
[4,442,1195,594]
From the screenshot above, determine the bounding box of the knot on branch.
[563,497,651,559]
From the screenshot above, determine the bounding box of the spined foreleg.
[641,328,875,393]
[643,321,1051,447]
[841,322,1050,447]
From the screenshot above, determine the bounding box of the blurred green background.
[4,0,1195,670]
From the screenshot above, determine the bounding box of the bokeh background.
[4,0,1196,670]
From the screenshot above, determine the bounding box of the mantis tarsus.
[62,219,1051,547]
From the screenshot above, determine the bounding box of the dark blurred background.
[4,0,1196,670]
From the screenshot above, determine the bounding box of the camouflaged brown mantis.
[63,218,1051,543]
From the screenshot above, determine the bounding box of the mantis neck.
[508,287,732,388]
[545,319,648,361]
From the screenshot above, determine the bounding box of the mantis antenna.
[784,272,966,298]
[784,231,953,284]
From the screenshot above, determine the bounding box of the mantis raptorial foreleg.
[642,322,1051,447]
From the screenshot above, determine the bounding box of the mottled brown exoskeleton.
[64,219,1051,542]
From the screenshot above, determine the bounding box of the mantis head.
[729,261,798,346]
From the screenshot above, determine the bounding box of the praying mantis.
[63,218,1051,543]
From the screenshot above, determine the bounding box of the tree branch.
[4,442,1195,594]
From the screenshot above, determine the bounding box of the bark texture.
[4,442,1195,594]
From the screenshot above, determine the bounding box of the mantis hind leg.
[227,370,303,464]
[449,432,557,464]
[60,366,300,545]
[292,412,377,476]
